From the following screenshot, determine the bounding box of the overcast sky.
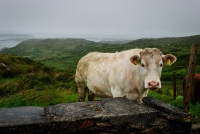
[0,0,200,38]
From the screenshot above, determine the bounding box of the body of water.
[0,37,21,50]
[0,34,33,50]
[0,33,140,50]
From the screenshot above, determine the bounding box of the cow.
[183,73,200,105]
[75,48,177,104]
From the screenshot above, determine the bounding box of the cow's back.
[78,49,142,80]
[75,52,100,83]
[75,51,119,84]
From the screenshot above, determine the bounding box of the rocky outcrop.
[0,97,197,133]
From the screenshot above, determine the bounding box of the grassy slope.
[0,35,200,118]
[0,54,76,107]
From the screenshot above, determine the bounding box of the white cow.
[75,48,176,104]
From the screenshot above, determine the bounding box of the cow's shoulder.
[115,49,143,59]
[122,49,143,54]
[83,51,100,58]
[194,73,200,83]
[79,52,99,62]
[194,73,200,78]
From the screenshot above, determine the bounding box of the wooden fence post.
[183,44,198,112]
[20,74,25,90]
[173,71,176,100]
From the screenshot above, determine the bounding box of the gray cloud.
[0,0,200,38]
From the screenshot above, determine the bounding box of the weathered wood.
[183,44,198,112]
[173,71,176,100]
[19,74,25,90]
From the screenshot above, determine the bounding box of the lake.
[0,33,139,50]
[0,34,33,50]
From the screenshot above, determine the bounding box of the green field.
[0,35,200,119]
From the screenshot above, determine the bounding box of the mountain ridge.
[0,35,200,74]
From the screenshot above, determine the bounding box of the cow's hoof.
[137,99,143,105]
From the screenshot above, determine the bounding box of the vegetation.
[0,54,76,107]
[0,35,200,119]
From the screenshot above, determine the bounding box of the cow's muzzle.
[148,81,159,89]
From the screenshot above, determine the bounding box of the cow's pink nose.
[148,81,159,89]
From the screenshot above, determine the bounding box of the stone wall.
[0,97,198,133]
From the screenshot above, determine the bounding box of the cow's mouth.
[149,88,159,91]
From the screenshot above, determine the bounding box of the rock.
[143,96,189,120]
[44,97,159,133]
[192,124,200,132]
[0,106,47,133]
[0,106,45,126]
[44,101,103,121]
[101,97,158,125]
[0,97,194,133]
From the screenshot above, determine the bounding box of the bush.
[169,96,183,108]
[2,70,20,78]
[54,73,74,82]
[0,82,20,96]
[38,76,53,84]
[26,79,44,90]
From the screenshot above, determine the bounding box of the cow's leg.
[77,82,87,102]
[136,90,148,104]
[136,96,143,104]
[88,90,95,101]
[111,87,124,98]
[135,91,146,104]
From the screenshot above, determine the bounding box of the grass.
[0,89,77,108]
[148,81,200,120]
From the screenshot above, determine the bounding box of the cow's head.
[130,48,176,90]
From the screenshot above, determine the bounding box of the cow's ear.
[130,55,140,65]
[163,54,177,66]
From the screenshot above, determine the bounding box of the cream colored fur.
[75,48,176,104]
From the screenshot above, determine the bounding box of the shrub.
[54,72,74,82]
[26,79,44,90]
[2,70,18,78]
[0,82,20,96]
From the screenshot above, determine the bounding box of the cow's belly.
[88,84,113,98]
[87,78,113,98]
[92,87,113,98]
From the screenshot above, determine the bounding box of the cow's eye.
[141,63,145,68]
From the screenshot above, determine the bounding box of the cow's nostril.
[148,81,159,88]
[148,82,151,86]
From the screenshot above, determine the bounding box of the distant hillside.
[0,34,32,37]
[0,38,103,72]
[1,35,200,75]
[99,40,132,44]
[0,38,96,59]
[0,54,75,97]
[0,54,54,78]
[127,35,200,53]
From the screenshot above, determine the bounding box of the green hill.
[1,38,99,73]
[1,35,200,77]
